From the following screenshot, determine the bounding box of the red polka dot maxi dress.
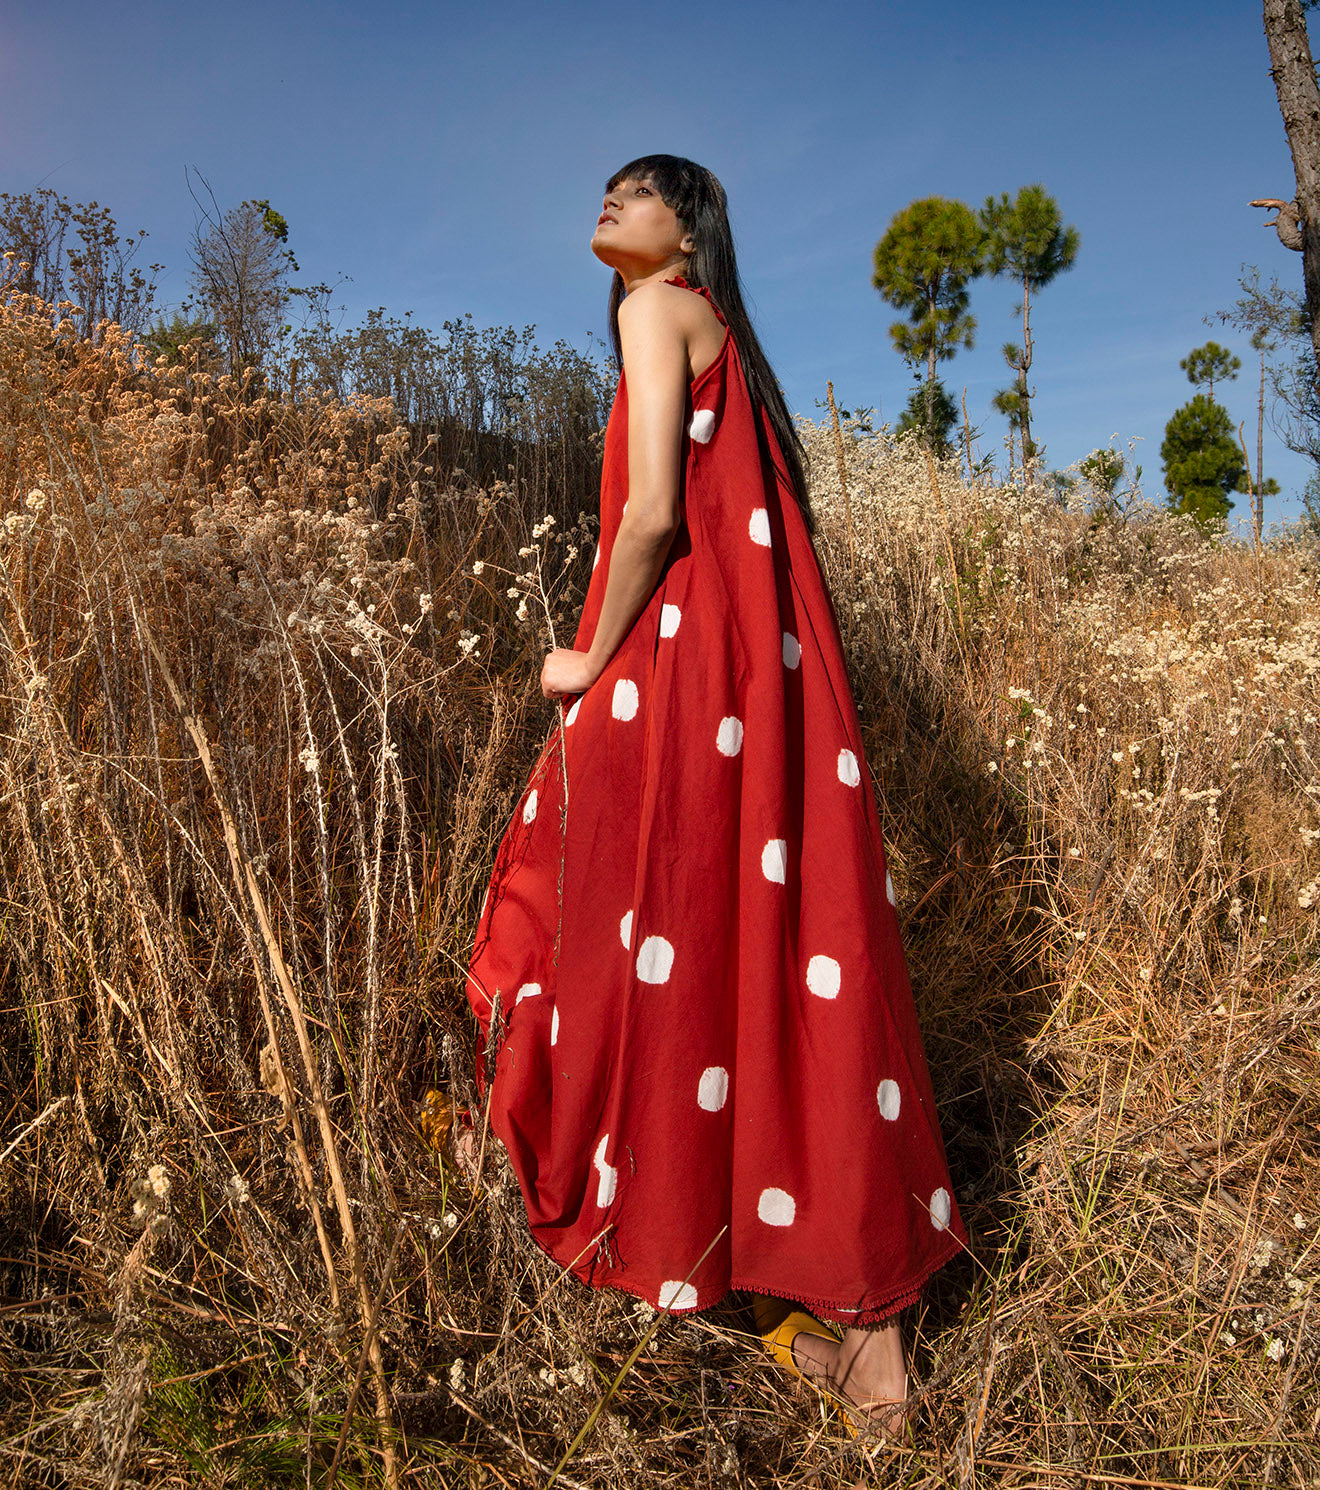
[464,276,966,1326]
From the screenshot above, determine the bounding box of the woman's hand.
[541,647,601,699]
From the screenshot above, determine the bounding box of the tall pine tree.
[1180,340,1241,402]
[872,198,985,447]
[979,185,1079,472]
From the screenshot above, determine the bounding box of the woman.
[457,154,966,1437]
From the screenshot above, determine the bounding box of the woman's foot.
[787,1320,912,1440]
[450,1122,481,1185]
[833,1321,912,1440]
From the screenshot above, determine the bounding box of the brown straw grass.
[0,288,1315,1488]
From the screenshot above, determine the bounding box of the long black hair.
[603,154,816,538]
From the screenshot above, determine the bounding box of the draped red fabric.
[464,276,966,1324]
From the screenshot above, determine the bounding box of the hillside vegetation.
[0,291,1316,1489]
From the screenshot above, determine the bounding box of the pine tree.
[1180,340,1241,402]
[872,198,985,448]
[1160,394,1247,528]
[979,185,1079,473]
[895,376,958,455]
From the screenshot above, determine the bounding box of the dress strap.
[661,274,728,327]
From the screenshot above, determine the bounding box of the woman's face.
[591,176,693,276]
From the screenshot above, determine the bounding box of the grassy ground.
[0,295,1316,1488]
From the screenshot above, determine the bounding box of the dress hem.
[518,1213,969,1330]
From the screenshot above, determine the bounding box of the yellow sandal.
[750,1293,913,1443]
[749,1292,842,1390]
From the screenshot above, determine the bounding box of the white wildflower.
[471,560,484,575]
[1265,1337,1285,1364]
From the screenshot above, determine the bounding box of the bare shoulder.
[618,280,722,340]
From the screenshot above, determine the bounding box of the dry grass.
[0,289,1316,1489]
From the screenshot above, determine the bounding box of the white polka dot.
[930,1187,951,1232]
[805,954,841,1000]
[716,716,744,756]
[660,603,682,637]
[550,1006,559,1045]
[761,838,787,884]
[619,909,633,949]
[515,981,542,1004]
[697,1066,729,1111]
[689,408,717,443]
[837,748,860,787]
[658,1280,700,1310]
[522,788,538,824]
[593,1134,617,1207]
[782,632,801,669]
[592,544,600,569]
[565,696,581,726]
[877,1079,901,1121]
[757,1187,796,1226]
[612,678,639,720]
[622,499,628,514]
[885,869,896,906]
[636,934,674,984]
[749,508,771,546]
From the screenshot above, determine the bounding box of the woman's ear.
[680,234,695,255]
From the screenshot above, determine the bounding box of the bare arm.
[582,286,687,676]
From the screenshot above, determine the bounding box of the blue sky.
[1,0,1308,532]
